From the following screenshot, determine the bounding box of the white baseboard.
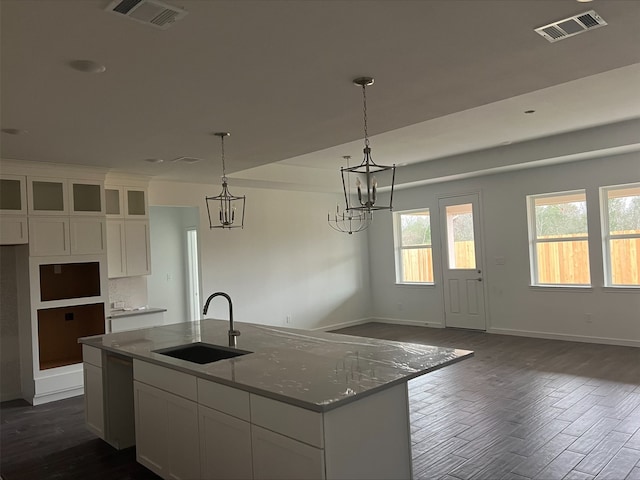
[488,327,640,348]
[312,317,371,332]
[32,386,84,406]
[314,317,444,332]
[372,317,444,329]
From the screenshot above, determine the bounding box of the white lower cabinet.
[199,405,253,480]
[128,361,410,480]
[134,380,200,480]
[83,362,105,439]
[252,425,325,480]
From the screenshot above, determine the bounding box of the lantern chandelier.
[341,77,396,213]
[328,156,373,234]
[205,132,246,229]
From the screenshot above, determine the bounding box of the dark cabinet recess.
[39,262,101,301]
[37,303,105,370]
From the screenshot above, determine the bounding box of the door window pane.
[445,203,476,269]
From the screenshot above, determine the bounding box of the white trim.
[371,317,444,329]
[527,189,591,286]
[310,317,371,332]
[600,182,640,287]
[488,327,640,348]
[32,386,84,406]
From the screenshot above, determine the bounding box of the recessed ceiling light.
[144,158,164,163]
[1,128,28,135]
[576,0,593,3]
[69,60,106,74]
[524,110,536,114]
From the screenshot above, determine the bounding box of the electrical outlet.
[285,314,292,325]
[584,313,593,324]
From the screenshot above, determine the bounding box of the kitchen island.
[80,319,473,480]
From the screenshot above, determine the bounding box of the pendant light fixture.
[328,156,373,234]
[205,132,246,229]
[341,77,396,212]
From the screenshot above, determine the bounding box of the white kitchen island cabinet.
[80,319,473,480]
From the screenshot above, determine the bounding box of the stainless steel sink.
[153,342,251,364]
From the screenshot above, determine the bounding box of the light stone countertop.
[80,319,473,412]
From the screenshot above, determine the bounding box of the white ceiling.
[1,0,639,187]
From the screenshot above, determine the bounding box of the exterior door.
[438,194,486,330]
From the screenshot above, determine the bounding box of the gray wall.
[368,152,640,345]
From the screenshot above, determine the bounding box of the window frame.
[393,208,434,285]
[600,182,640,288]
[527,189,591,287]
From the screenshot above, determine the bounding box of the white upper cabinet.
[1,174,28,244]
[0,174,27,215]
[105,187,124,218]
[27,176,69,215]
[125,188,148,218]
[69,180,105,215]
[106,186,148,219]
[28,177,105,216]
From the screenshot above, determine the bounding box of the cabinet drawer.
[197,378,250,421]
[83,345,103,367]
[250,394,324,448]
[133,359,197,401]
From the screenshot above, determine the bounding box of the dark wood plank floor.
[336,323,640,480]
[2,323,639,479]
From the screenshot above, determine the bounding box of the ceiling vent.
[105,0,187,29]
[535,10,606,43]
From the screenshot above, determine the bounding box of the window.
[527,190,591,286]
[394,209,434,284]
[601,183,640,287]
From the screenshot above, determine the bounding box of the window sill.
[602,286,640,293]
[529,285,593,293]
[395,282,435,288]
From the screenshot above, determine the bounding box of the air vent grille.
[105,0,187,29]
[535,10,606,43]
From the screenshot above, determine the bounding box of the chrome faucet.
[202,292,240,348]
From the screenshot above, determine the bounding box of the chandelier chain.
[220,135,227,179]
[362,84,370,148]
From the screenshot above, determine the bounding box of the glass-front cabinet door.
[69,180,105,215]
[125,188,147,218]
[27,177,69,215]
[105,187,123,217]
[0,174,27,215]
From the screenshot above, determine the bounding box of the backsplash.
[108,276,148,310]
